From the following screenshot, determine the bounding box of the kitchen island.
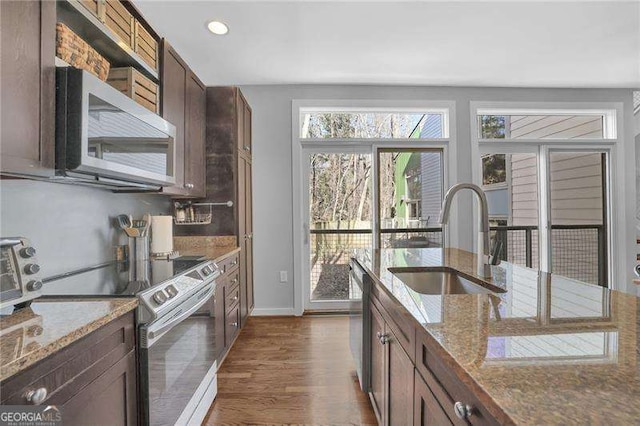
[354,248,639,425]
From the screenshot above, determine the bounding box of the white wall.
[0,180,169,278]
[239,85,636,314]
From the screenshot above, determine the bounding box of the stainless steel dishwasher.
[349,258,370,392]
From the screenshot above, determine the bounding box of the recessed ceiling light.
[207,21,229,35]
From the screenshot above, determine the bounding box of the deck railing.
[309,224,606,298]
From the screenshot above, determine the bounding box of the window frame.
[292,100,456,315]
[470,101,621,289]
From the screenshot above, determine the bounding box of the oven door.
[139,282,218,426]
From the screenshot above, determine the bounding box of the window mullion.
[537,145,552,273]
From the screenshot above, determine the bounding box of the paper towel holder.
[173,201,234,225]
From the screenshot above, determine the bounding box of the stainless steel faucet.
[439,183,498,278]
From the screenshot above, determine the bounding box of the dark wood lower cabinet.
[414,369,453,426]
[388,327,414,426]
[213,251,244,365]
[367,280,498,426]
[0,312,137,426]
[369,302,386,424]
[63,351,137,426]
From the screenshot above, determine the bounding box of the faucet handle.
[490,240,503,266]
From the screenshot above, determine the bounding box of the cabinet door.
[369,302,386,424]
[243,100,252,156]
[184,71,206,197]
[0,0,55,176]
[245,159,254,312]
[238,156,249,326]
[236,91,245,153]
[160,41,187,194]
[414,370,453,426]
[387,326,414,426]
[214,280,227,361]
[62,351,138,426]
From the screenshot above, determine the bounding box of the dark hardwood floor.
[203,316,378,425]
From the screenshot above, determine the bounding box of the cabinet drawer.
[1,312,135,406]
[225,282,240,313]
[225,304,240,347]
[218,252,240,275]
[415,330,498,426]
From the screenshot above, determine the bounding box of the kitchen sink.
[389,267,506,295]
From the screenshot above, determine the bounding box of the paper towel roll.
[150,215,173,255]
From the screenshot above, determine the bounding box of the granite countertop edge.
[1,297,138,382]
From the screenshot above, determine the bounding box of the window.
[478,112,612,140]
[300,111,446,139]
[378,149,444,249]
[481,154,507,186]
[474,106,614,287]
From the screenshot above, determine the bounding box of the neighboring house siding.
[420,152,442,227]
[507,117,604,285]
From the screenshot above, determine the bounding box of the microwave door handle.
[142,283,215,348]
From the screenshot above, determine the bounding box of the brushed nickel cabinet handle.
[185,183,194,189]
[231,321,238,327]
[25,387,48,405]
[454,402,474,420]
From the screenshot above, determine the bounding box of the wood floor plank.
[203,316,378,425]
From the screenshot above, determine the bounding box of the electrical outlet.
[279,271,288,283]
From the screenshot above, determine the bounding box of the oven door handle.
[141,282,215,348]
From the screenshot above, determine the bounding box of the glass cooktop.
[41,257,206,297]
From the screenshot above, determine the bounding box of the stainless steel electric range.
[42,257,221,426]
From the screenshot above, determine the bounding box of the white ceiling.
[135,1,640,88]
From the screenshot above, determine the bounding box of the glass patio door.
[302,148,372,311]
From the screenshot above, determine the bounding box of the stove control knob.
[20,247,36,258]
[165,285,178,299]
[153,290,168,305]
[26,280,43,292]
[202,266,211,276]
[24,264,40,275]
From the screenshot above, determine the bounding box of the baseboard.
[250,307,297,316]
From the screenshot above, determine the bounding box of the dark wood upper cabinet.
[160,40,206,198]
[185,73,206,197]
[0,0,56,177]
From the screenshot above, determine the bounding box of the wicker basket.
[107,67,159,113]
[56,23,110,81]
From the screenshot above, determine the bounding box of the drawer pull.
[232,278,238,285]
[231,260,238,266]
[378,333,389,345]
[454,402,474,420]
[233,295,238,301]
[230,321,238,327]
[25,387,47,405]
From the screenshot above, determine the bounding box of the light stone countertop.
[0,298,138,381]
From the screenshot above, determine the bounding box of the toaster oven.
[0,238,43,310]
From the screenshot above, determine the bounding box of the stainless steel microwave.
[56,68,176,188]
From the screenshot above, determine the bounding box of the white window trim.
[292,99,457,315]
[470,101,624,291]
